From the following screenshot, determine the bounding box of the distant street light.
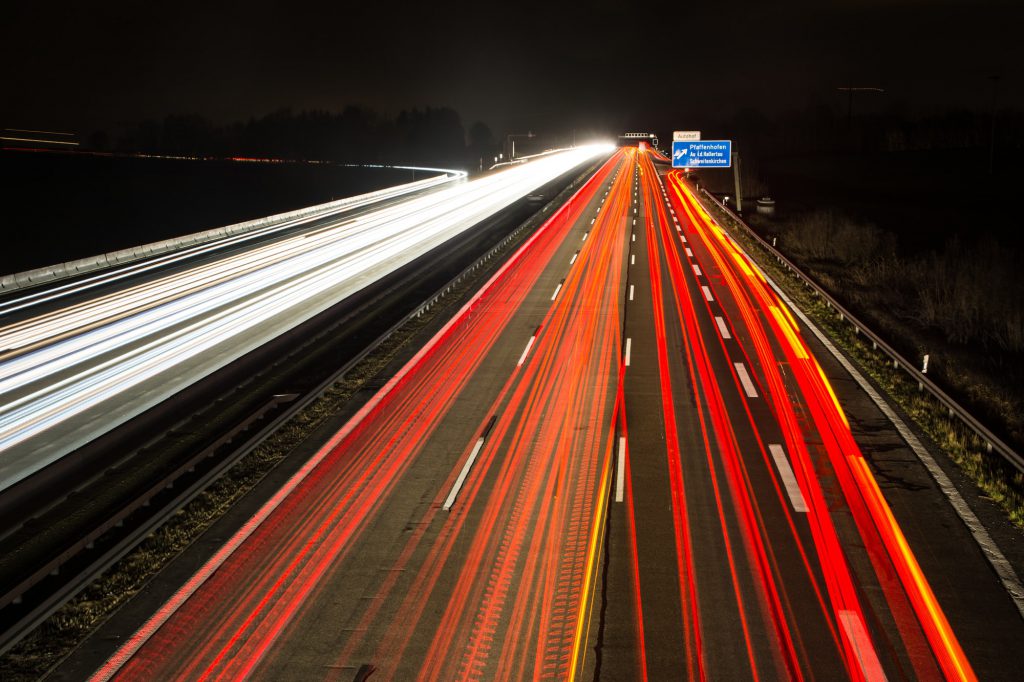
[506,132,535,161]
[837,87,885,128]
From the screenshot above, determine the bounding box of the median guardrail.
[0,169,463,294]
[694,185,1024,475]
[0,156,605,659]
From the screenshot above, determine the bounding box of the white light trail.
[0,172,458,317]
[0,145,613,490]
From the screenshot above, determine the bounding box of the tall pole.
[989,75,999,175]
[505,131,535,162]
[732,152,743,214]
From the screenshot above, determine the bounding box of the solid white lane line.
[839,610,889,682]
[685,248,693,257]
[615,437,627,502]
[629,284,634,301]
[624,338,632,366]
[517,335,537,366]
[715,316,731,339]
[768,275,1024,617]
[701,285,713,301]
[551,282,563,300]
[570,252,578,265]
[692,264,702,276]
[768,444,808,512]
[443,437,486,510]
[734,362,759,397]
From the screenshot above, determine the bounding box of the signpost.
[671,140,732,168]
[673,130,700,141]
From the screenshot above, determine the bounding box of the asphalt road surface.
[73,148,1022,681]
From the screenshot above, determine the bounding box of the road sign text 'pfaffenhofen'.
[672,140,732,168]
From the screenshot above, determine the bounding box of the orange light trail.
[90,144,977,682]
[94,151,626,682]
[642,161,707,680]
[667,170,976,682]
[644,152,804,679]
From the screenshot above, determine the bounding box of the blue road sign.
[672,140,732,168]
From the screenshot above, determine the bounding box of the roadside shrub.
[779,211,892,264]
[909,237,1024,352]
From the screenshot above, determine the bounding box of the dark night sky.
[3,0,1022,138]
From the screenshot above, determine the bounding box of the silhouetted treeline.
[765,210,1024,356]
[88,107,498,170]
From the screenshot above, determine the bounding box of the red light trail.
[89,146,977,682]
[659,164,974,681]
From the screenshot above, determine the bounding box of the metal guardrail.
[0,393,301,656]
[488,147,572,171]
[0,170,463,293]
[694,185,1024,475]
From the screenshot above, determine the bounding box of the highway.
[69,146,1014,681]
[601,152,974,680]
[0,145,609,493]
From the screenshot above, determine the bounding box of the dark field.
[701,147,1024,255]
[700,147,1024,453]
[0,151,422,276]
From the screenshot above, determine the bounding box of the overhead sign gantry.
[618,132,660,149]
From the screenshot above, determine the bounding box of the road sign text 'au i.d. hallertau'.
[672,140,732,168]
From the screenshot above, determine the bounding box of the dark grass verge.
[744,209,1024,453]
[0,173,571,681]
[692,190,1024,530]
